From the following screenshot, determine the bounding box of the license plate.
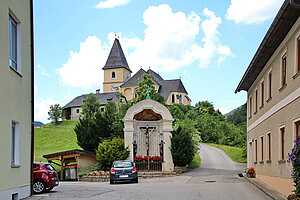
[119,175,128,178]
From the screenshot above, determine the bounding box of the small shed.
[43,149,96,180]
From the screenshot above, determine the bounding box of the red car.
[33,162,59,193]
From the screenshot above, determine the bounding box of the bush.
[171,119,197,166]
[96,138,130,170]
[288,137,300,197]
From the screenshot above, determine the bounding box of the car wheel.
[110,179,114,184]
[33,181,46,193]
[134,178,138,183]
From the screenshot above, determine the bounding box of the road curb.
[244,177,286,200]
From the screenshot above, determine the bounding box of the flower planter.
[247,173,256,178]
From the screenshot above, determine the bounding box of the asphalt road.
[25,144,272,200]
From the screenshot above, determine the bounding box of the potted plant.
[245,167,256,178]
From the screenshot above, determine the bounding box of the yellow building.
[236,0,300,197]
[0,0,34,199]
[103,38,191,106]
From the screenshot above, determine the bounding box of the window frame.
[8,11,22,75]
[279,126,285,161]
[267,132,271,161]
[11,121,20,167]
[268,71,272,100]
[260,81,264,108]
[260,135,264,161]
[171,94,175,104]
[281,53,287,88]
[111,71,116,80]
[254,89,258,114]
[249,96,253,119]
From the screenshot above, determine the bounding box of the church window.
[111,71,116,79]
[171,94,175,104]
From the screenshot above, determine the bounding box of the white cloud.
[58,5,233,89]
[217,107,230,115]
[226,0,284,24]
[57,36,107,90]
[34,86,61,123]
[95,0,131,8]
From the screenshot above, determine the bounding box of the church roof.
[62,92,121,109]
[102,38,132,73]
[120,68,188,100]
[158,79,188,100]
[120,68,162,88]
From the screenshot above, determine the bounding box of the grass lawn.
[34,121,81,163]
[204,143,247,163]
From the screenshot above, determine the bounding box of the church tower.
[102,38,132,93]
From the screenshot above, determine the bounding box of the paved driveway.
[25,144,272,200]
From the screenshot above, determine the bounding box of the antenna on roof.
[149,66,151,69]
[180,76,181,79]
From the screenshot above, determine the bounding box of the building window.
[255,139,258,162]
[76,109,80,113]
[261,81,264,107]
[11,121,20,167]
[297,36,300,73]
[281,54,287,87]
[268,72,272,99]
[296,121,300,138]
[280,127,285,160]
[111,71,116,79]
[100,107,105,112]
[267,133,271,161]
[9,14,21,74]
[255,89,258,113]
[171,94,175,104]
[249,97,252,118]
[261,136,264,161]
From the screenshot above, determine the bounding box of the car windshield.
[113,161,133,168]
[44,164,55,171]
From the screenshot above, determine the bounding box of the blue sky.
[34,0,284,123]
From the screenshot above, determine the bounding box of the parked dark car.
[109,160,138,184]
[33,162,59,193]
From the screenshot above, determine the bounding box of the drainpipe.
[30,0,34,196]
[290,0,300,8]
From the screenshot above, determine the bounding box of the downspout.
[290,0,300,8]
[30,0,34,196]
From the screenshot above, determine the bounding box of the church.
[62,38,191,121]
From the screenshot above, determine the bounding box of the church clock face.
[111,85,118,91]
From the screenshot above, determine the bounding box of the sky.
[34,0,285,123]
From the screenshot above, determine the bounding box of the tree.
[288,137,300,198]
[171,119,197,166]
[74,94,125,152]
[81,94,100,117]
[96,138,130,170]
[48,104,62,124]
[132,73,165,104]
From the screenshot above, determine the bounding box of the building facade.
[236,0,300,197]
[0,0,34,199]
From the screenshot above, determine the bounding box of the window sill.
[253,161,258,164]
[254,111,258,115]
[10,66,23,77]
[279,84,287,92]
[293,71,300,79]
[259,161,264,164]
[259,105,264,109]
[266,97,272,103]
[278,160,286,164]
[266,160,272,163]
[11,164,21,168]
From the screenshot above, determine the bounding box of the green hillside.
[34,121,81,163]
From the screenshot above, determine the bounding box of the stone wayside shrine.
[123,99,174,172]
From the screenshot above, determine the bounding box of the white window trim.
[278,124,285,161]
[260,135,264,161]
[11,121,20,167]
[111,71,116,80]
[8,10,22,75]
[279,48,288,89]
[294,30,300,76]
[293,116,300,146]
